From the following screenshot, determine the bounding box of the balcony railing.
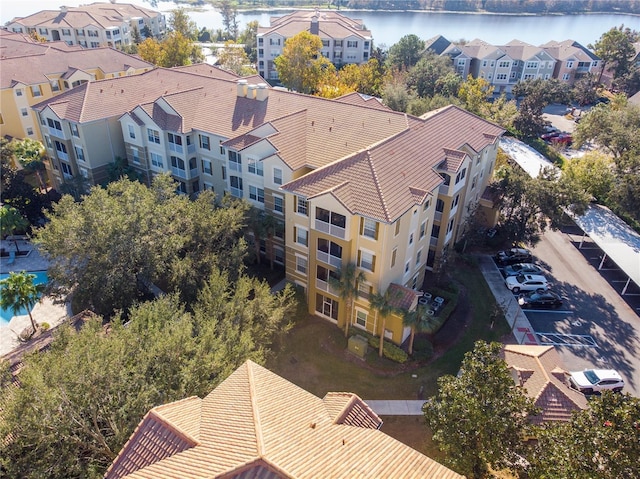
[316,278,338,296]
[315,220,346,240]
[187,144,196,154]
[190,168,198,178]
[439,183,449,195]
[317,250,342,268]
[57,150,69,161]
[48,127,65,139]
[434,211,443,223]
[171,167,187,179]
[169,143,183,154]
[430,236,438,247]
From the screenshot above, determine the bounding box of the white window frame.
[273,167,283,185]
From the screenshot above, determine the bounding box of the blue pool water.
[0,271,48,326]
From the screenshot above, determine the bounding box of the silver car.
[503,263,545,277]
[568,369,624,394]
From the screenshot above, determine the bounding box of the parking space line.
[523,309,573,314]
[535,332,598,347]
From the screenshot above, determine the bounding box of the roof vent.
[256,83,268,101]
[247,84,257,100]
[236,79,248,98]
[121,89,124,93]
[310,422,316,429]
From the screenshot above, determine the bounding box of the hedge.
[355,331,409,363]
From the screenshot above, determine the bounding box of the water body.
[2,1,639,49]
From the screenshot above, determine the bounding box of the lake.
[2,1,639,49]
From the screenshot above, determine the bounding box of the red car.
[551,133,572,145]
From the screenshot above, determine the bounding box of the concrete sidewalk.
[475,254,538,345]
[365,400,426,416]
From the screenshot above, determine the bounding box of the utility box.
[348,334,368,359]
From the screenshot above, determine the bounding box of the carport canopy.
[569,204,640,295]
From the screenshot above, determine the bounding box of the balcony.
[190,167,198,178]
[434,211,443,223]
[169,143,183,154]
[57,150,69,161]
[317,250,342,268]
[316,278,338,296]
[315,220,345,240]
[171,167,187,179]
[439,183,450,195]
[48,127,65,139]
[187,143,196,154]
[430,236,438,247]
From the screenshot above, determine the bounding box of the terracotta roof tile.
[387,283,422,311]
[107,361,463,479]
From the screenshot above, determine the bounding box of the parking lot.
[495,227,640,397]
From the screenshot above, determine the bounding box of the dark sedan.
[518,291,564,309]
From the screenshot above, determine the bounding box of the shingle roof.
[283,105,504,223]
[105,360,463,479]
[540,39,599,61]
[502,345,588,424]
[258,10,371,40]
[0,35,153,89]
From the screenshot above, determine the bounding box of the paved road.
[528,227,640,397]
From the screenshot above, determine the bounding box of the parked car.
[551,133,573,145]
[494,248,533,265]
[541,131,561,141]
[568,369,624,394]
[505,274,548,294]
[518,290,563,309]
[503,262,545,277]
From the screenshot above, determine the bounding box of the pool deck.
[0,238,70,357]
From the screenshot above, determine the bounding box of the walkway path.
[365,400,426,416]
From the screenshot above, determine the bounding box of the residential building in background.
[540,39,603,85]
[32,66,503,344]
[257,9,373,82]
[0,30,154,146]
[105,360,464,479]
[5,2,165,49]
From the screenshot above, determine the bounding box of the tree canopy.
[34,176,248,317]
[590,25,638,82]
[424,341,538,478]
[138,31,203,67]
[0,278,296,479]
[386,34,425,71]
[216,41,257,76]
[274,31,335,94]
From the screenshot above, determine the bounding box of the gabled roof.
[501,39,550,61]
[502,345,588,424]
[282,105,504,223]
[540,39,599,62]
[105,360,463,479]
[424,35,453,55]
[258,10,372,40]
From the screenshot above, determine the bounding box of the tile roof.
[258,10,371,40]
[283,105,504,223]
[9,2,161,29]
[334,92,392,111]
[0,35,153,88]
[502,345,588,424]
[386,283,422,311]
[105,360,463,479]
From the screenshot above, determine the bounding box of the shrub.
[40,322,50,331]
[412,336,434,361]
[364,334,409,363]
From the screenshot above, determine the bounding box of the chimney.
[256,83,268,101]
[310,10,319,36]
[247,84,257,100]
[236,79,248,97]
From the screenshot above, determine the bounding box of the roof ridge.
[365,152,391,223]
[148,408,200,446]
[246,361,265,458]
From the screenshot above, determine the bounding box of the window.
[128,125,136,139]
[436,199,445,213]
[31,85,42,97]
[46,118,61,132]
[222,165,227,180]
[296,196,308,215]
[447,218,455,234]
[26,127,34,136]
[61,28,71,36]
[496,73,508,80]
[21,108,28,117]
[228,150,241,172]
[230,175,243,198]
[55,141,67,154]
[562,73,570,81]
[249,186,265,203]
[199,134,210,150]
[295,255,307,274]
[347,40,358,48]
[171,156,185,172]
[457,59,465,66]
[90,42,99,48]
[419,221,427,239]
[391,248,397,268]
[88,30,98,37]
[60,162,72,176]
[131,147,140,164]
[431,224,440,239]
[358,281,371,300]
[405,261,410,274]
[70,123,79,138]
[274,196,284,213]
[150,152,163,168]
[188,157,197,172]
[423,199,430,211]
[317,238,342,265]
[147,128,160,144]
[273,167,282,185]
[295,227,308,247]
[201,159,212,175]
[471,175,478,190]
[395,221,401,236]
[416,249,422,265]
[168,133,183,153]
[455,168,467,184]
[566,61,574,68]
[74,146,85,162]
[39,28,48,35]
[50,81,60,92]
[248,159,263,176]
[452,195,460,208]
[316,293,338,321]
[360,218,378,240]
[498,61,510,68]
[526,61,538,69]
[356,310,367,328]
[177,181,187,194]
[482,60,487,67]
[358,250,376,272]
[44,135,52,148]
[316,208,345,229]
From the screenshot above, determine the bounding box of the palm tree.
[403,303,436,355]
[0,205,29,253]
[328,262,365,337]
[12,138,47,193]
[370,288,401,358]
[0,271,43,336]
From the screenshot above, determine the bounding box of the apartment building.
[0,31,154,147]
[540,40,603,85]
[32,67,503,346]
[6,2,165,49]
[256,10,373,82]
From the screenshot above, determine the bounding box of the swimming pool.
[0,271,48,326]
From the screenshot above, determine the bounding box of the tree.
[34,176,248,317]
[328,263,365,337]
[369,288,401,357]
[217,0,239,40]
[458,75,492,115]
[337,59,387,97]
[137,37,164,64]
[105,156,141,183]
[274,31,335,94]
[571,74,599,106]
[0,282,296,479]
[423,341,538,478]
[386,34,425,71]
[562,151,615,202]
[237,20,258,63]
[216,41,256,76]
[512,78,571,139]
[590,25,638,82]
[527,392,640,479]
[0,271,43,335]
[405,51,457,98]
[169,7,198,40]
[402,303,436,355]
[137,32,203,67]
[11,138,47,193]
[0,205,28,253]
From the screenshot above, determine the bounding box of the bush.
[40,322,50,331]
[364,334,409,364]
[412,336,434,361]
